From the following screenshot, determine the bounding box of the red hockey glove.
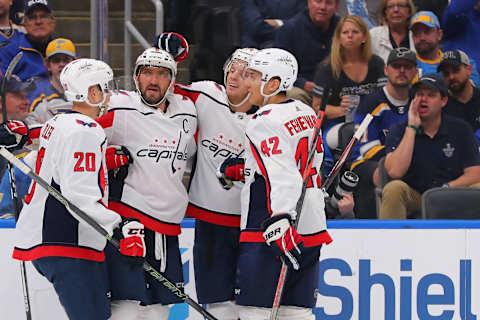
[114,218,146,259]
[154,32,189,62]
[262,214,305,271]
[0,120,29,151]
[216,157,245,190]
[105,145,133,170]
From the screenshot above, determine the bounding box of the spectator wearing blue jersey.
[275,0,340,106]
[380,74,480,219]
[350,47,417,218]
[410,10,480,86]
[0,0,55,81]
[26,37,76,125]
[0,0,25,44]
[241,0,306,48]
[442,0,480,75]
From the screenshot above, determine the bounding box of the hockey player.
[163,34,258,317]
[5,58,139,320]
[227,48,333,319]
[95,47,197,319]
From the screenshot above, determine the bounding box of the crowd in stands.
[1,0,480,220]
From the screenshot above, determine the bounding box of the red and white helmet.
[134,47,177,107]
[247,48,298,99]
[60,58,113,107]
[223,48,258,107]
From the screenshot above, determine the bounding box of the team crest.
[76,119,97,128]
[442,143,455,158]
[398,106,406,114]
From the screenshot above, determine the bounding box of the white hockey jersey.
[174,81,257,227]
[97,90,197,235]
[240,99,332,247]
[12,112,121,262]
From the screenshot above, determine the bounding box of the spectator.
[0,0,24,43]
[438,50,480,146]
[312,15,385,174]
[0,75,34,217]
[241,0,305,48]
[0,0,55,81]
[370,0,416,63]
[350,47,417,219]
[380,74,480,219]
[25,37,76,125]
[410,10,480,85]
[442,0,480,76]
[275,0,340,106]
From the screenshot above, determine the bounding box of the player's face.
[5,91,29,120]
[411,24,442,57]
[384,0,411,26]
[225,60,249,105]
[308,0,338,27]
[441,64,471,94]
[339,21,366,50]
[137,66,172,105]
[244,69,264,106]
[24,8,56,42]
[47,54,75,81]
[385,60,417,87]
[414,86,447,120]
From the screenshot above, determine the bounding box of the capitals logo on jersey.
[76,119,97,128]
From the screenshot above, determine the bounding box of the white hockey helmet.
[60,58,114,107]
[247,48,298,99]
[133,47,177,107]
[223,48,258,107]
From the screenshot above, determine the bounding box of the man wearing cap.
[0,75,34,217]
[25,37,76,124]
[350,47,418,219]
[0,0,55,81]
[409,10,480,86]
[0,0,25,43]
[379,73,480,219]
[438,49,480,145]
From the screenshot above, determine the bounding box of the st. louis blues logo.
[76,119,97,128]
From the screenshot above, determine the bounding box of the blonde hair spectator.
[330,15,372,79]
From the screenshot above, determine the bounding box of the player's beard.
[140,84,166,105]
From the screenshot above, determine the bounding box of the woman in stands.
[370,0,417,63]
[312,15,385,176]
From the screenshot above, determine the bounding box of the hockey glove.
[114,219,146,266]
[0,120,29,151]
[154,32,189,63]
[262,214,305,271]
[106,145,132,181]
[216,157,245,190]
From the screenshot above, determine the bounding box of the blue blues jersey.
[351,87,410,170]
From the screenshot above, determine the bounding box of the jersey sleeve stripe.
[12,245,105,262]
[108,201,181,235]
[187,203,240,227]
[248,137,273,216]
[96,110,115,129]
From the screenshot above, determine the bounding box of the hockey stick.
[321,112,374,192]
[1,52,32,320]
[269,88,330,320]
[0,147,218,320]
